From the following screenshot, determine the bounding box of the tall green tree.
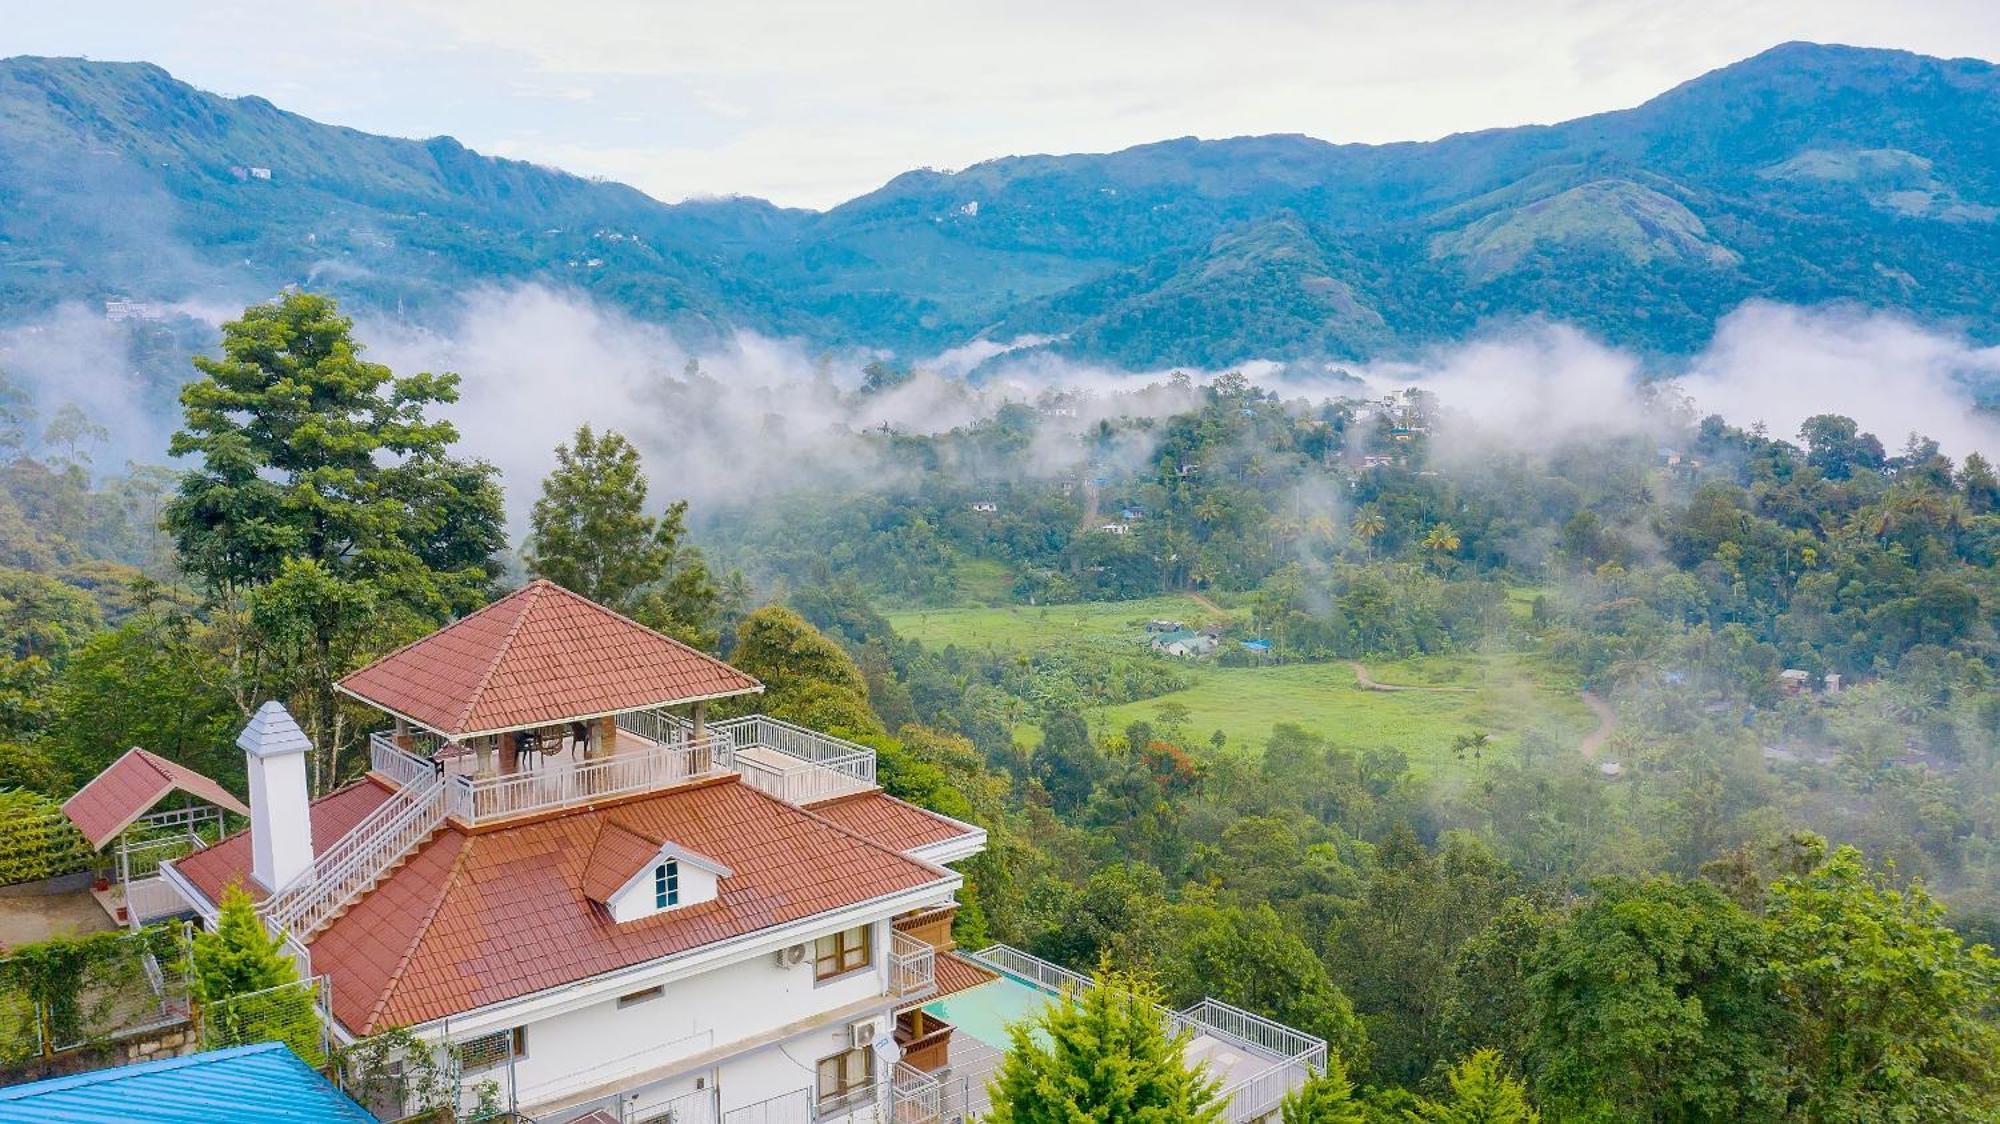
[1524,878,1787,1122]
[191,884,298,1003]
[165,293,503,784]
[728,605,882,734]
[1280,1052,1366,1124]
[1407,1049,1539,1124]
[524,424,717,646]
[1765,839,2000,1122]
[985,967,1223,1124]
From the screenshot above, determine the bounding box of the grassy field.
[1099,652,1593,777]
[884,595,1236,651]
[882,594,1593,779]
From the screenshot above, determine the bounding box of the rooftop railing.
[714,715,876,805]
[444,731,735,825]
[963,945,1327,1124]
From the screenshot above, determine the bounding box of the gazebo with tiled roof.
[336,579,762,777]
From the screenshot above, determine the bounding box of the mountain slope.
[3,44,1998,365]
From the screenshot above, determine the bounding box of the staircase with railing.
[259,770,449,940]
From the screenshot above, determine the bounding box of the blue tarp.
[0,1042,375,1123]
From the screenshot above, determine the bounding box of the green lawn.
[884,595,1237,651]
[881,595,1593,780]
[1096,651,1592,779]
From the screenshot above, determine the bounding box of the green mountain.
[3,43,1998,366]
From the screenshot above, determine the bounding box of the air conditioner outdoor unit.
[849,1015,888,1050]
[773,943,808,968]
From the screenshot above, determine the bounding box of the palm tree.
[1351,509,1386,559]
[1422,522,1461,570]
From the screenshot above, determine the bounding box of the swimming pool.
[923,972,1058,1049]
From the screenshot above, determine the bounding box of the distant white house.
[103,298,161,323]
[969,501,998,514]
[1099,522,1130,536]
[248,166,272,180]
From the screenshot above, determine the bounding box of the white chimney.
[239,701,315,892]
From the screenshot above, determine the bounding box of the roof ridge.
[360,831,473,1036]
[549,580,758,674]
[448,581,548,737]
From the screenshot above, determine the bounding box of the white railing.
[713,715,878,774]
[623,1086,718,1124]
[967,944,1094,996]
[444,732,735,825]
[713,715,877,805]
[721,1088,812,1124]
[964,946,1326,1124]
[262,775,447,938]
[124,876,186,925]
[890,929,937,998]
[369,732,439,789]
[1182,999,1327,1122]
[890,1062,943,1124]
[614,705,693,747]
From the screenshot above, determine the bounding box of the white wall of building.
[486,917,895,1117]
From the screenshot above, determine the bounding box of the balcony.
[889,929,936,1000]
[368,710,881,827]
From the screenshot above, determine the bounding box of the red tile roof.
[805,790,978,854]
[579,821,662,905]
[207,777,956,1034]
[175,780,396,899]
[932,951,1001,1000]
[335,580,762,737]
[61,748,252,851]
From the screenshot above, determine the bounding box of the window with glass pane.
[816,1046,875,1110]
[814,924,872,980]
[654,859,680,909]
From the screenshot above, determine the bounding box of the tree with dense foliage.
[985,967,1223,1124]
[1764,839,2000,1121]
[191,884,298,1003]
[1407,1049,1539,1124]
[164,293,504,785]
[1524,878,1787,1121]
[728,605,882,735]
[1279,1052,1366,1124]
[524,424,719,646]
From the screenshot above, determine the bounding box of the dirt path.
[1578,690,1617,760]
[1188,592,1225,616]
[1076,481,1101,533]
[1347,661,1476,693]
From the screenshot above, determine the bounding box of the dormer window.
[583,821,730,924]
[654,860,680,909]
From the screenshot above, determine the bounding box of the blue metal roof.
[0,1042,376,1123]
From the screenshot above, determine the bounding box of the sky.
[9,1,2000,208]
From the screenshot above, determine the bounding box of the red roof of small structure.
[175,776,955,1034]
[61,748,251,851]
[335,580,762,737]
[805,790,977,853]
[932,951,1001,1000]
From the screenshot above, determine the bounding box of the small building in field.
[1779,669,1811,695]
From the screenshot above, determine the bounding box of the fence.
[721,1087,812,1124]
[200,975,332,1069]
[0,923,193,1065]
